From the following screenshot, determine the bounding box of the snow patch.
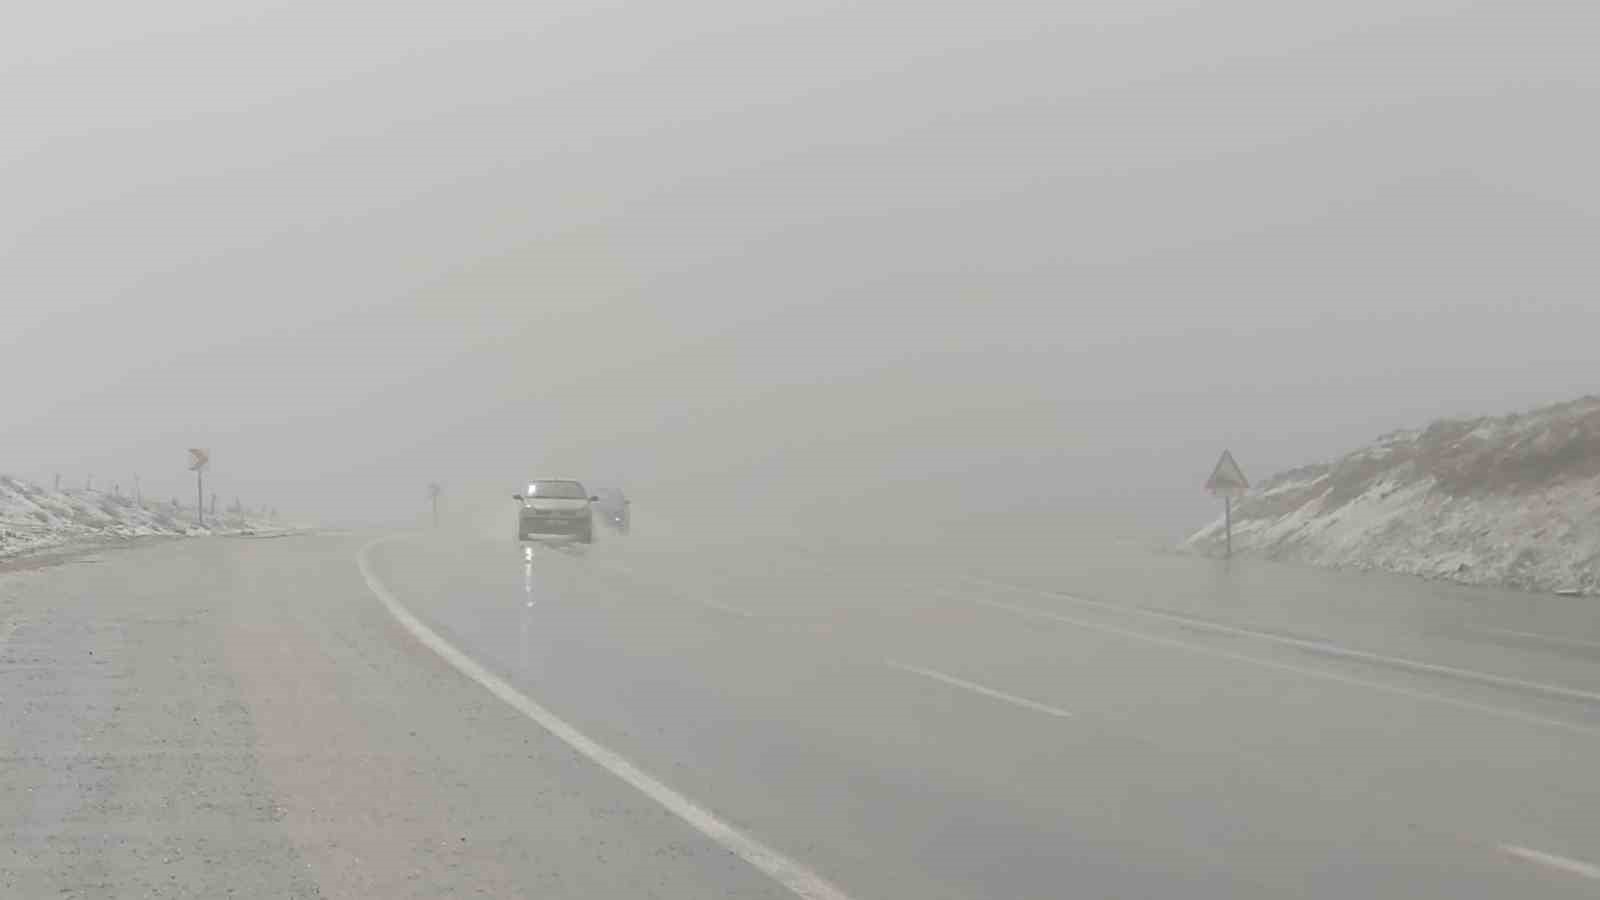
[1181,396,1600,594]
[0,475,294,558]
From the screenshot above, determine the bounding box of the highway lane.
[4,528,1597,898]
[370,529,1600,899]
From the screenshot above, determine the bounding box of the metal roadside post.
[1205,450,1250,559]
[428,483,442,527]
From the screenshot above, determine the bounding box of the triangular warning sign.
[1205,450,1249,496]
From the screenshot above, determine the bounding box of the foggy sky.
[4,0,1598,536]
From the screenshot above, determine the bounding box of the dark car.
[592,488,630,534]
[513,479,597,544]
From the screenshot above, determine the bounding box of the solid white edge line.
[975,597,1600,738]
[886,660,1074,720]
[963,576,1600,707]
[357,537,855,900]
[1499,845,1600,880]
[1467,625,1600,653]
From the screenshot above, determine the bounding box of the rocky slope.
[0,475,288,558]
[1184,396,1600,594]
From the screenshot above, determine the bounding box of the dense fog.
[5,0,1597,541]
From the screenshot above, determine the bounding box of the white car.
[513,480,598,543]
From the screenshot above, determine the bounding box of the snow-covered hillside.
[0,475,289,558]
[1183,396,1600,594]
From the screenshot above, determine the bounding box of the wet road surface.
[4,528,1599,898]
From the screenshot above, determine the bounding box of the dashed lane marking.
[886,660,1074,720]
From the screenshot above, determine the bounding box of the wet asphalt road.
[5,527,1600,898]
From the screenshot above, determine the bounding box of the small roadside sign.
[1204,450,1249,559]
[1206,450,1249,497]
[188,448,210,471]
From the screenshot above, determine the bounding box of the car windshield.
[528,481,586,500]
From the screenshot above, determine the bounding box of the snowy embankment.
[1183,396,1600,595]
[0,475,290,559]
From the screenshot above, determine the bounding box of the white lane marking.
[1500,844,1600,880]
[963,576,1600,707]
[886,660,1074,720]
[357,537,855,900]
[976,597,1600,738]
[1468,625,1600,653]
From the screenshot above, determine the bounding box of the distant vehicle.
[513,480,598,544]
[592,488,630,534]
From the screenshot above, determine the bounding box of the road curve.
[4,529,1599,898]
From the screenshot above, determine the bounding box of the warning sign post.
[1205,450,1249,559]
